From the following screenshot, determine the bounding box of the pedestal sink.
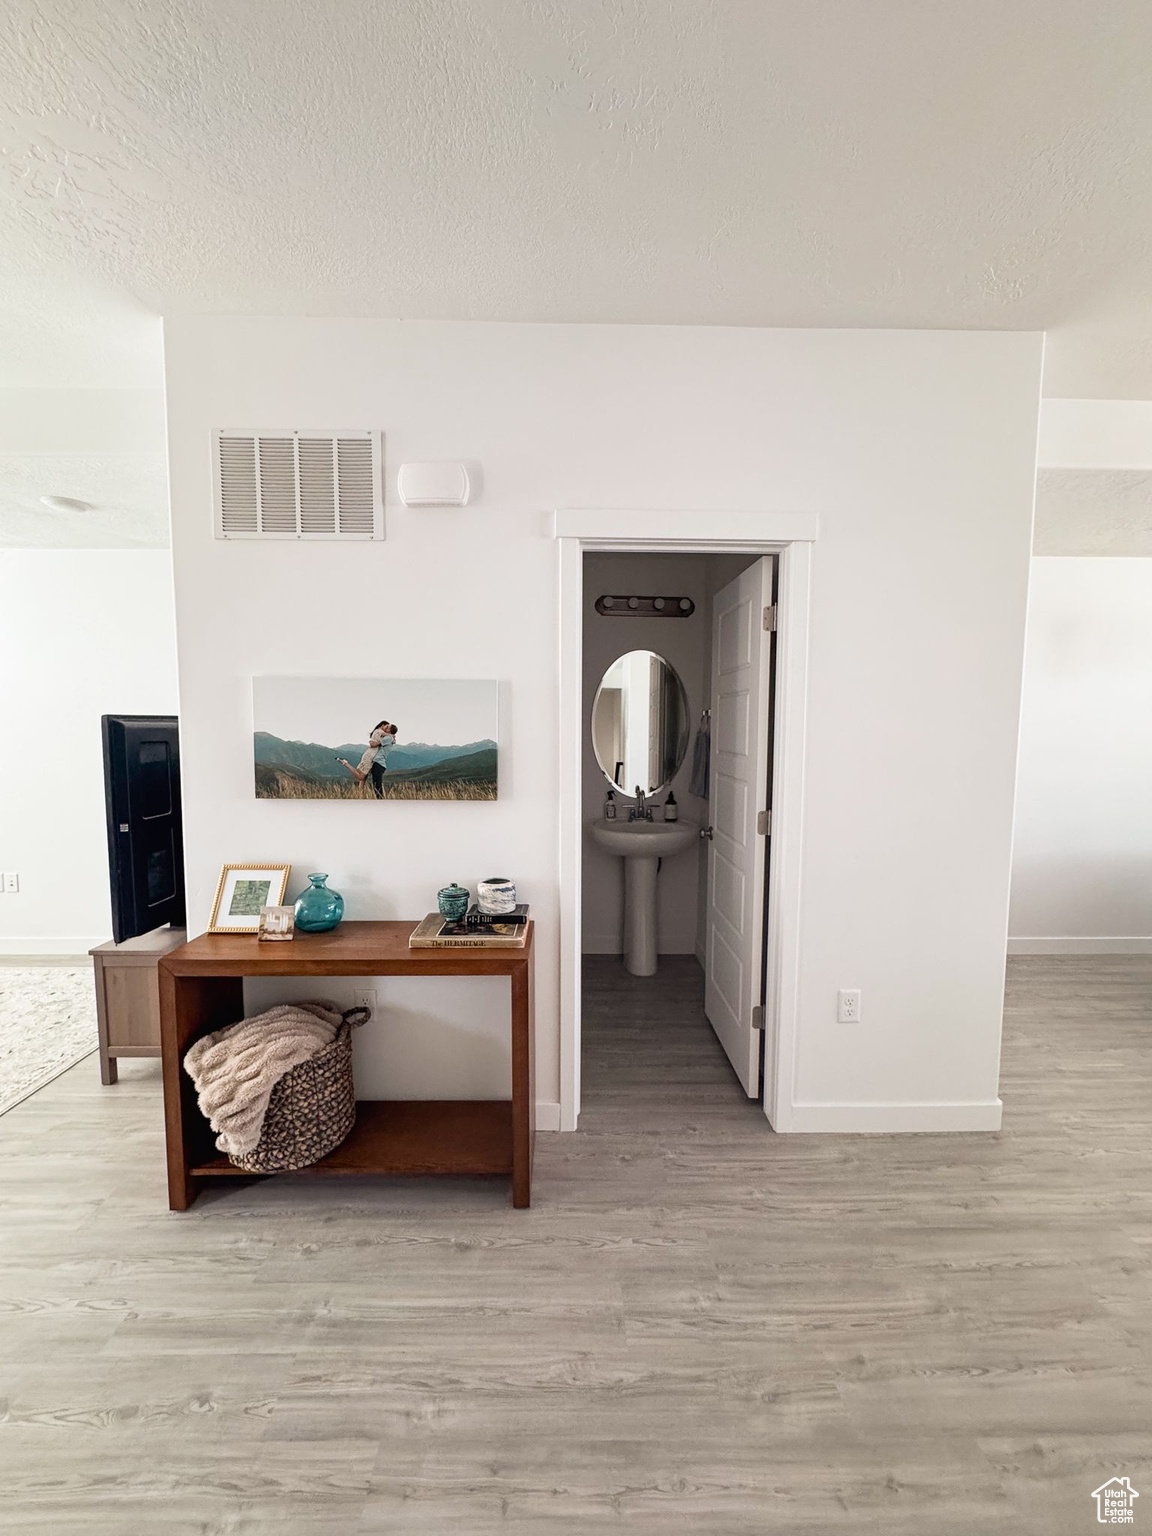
[588,818,699,976]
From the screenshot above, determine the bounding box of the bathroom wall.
[581,552,753,955]
[164,318,1042,1132]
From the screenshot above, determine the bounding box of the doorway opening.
[581,550,774,1115]
[557,513,815,1134]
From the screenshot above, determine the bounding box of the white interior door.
[704,557,774,1096]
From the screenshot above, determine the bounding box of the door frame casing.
[556,510,817,1133]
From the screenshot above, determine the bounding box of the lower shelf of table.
[189,1100,513,1178]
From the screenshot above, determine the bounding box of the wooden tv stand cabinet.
[158,920,534,1210]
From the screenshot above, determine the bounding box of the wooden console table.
[159,920,534,1211]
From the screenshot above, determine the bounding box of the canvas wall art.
[253,678,498,801]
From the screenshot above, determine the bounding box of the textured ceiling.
[2,1,1152,394]
[1034,469,1152,556]
[0,387,168,547]
[0,452,169,546]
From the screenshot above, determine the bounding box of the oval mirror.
[591,649,691,797]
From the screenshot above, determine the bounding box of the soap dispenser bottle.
[664,790,679,822]
[604,789,617,821]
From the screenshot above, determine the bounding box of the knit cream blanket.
[184,1000,345,1158]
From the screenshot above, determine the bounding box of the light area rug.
[0,966,97,1115]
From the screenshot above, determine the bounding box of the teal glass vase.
[294,873,344,933]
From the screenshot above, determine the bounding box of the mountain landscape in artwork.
[253,732,498,800]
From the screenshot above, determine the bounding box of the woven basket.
[229,1005,369,1173]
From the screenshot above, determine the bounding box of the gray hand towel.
[689,716,710,799]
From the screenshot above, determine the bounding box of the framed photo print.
[208,863,291,934]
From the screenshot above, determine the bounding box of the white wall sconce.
[397,462,472,507]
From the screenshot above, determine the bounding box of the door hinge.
[751,1005,765,1031]
[763,604,777,632]
[757,809,772,835]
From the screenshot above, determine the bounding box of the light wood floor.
[1,956,1149,1533]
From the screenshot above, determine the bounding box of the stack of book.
[409,904,530,949]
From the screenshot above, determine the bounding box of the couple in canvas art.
[337,720,398,798]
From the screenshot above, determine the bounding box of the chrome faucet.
[629,786,653,822]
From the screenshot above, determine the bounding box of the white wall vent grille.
[213,430,383,540]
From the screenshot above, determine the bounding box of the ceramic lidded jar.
[477,877,517,916]
[437,883,470,922]
[294,873,345,933]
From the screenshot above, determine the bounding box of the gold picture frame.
[208,863,291,934]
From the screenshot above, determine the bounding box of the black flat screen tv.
[102,714,186,943]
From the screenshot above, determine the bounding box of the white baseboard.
[782,1099,1003,1134]
[1008,936,1152,955]
[0,937,101,959]
[535,1101,561,1132]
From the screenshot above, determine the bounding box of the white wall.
[1009,557,1152,951]
[164,319,1042,1131]
[0,549,179,953]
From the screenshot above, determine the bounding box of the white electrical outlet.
[837,988,861,1023]
[354,988,378,1012]
[1,872,18,894]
